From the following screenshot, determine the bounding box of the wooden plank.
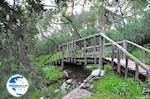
[66,42,69,62]
[135,63,139,79]
[123,40,127,59]
[58,46,61,64]
[117,48,121,73]
[85,41,123,49]
[125,40,150,53]
[84,39,87,65]
[105,57,147,75]
[125,56,129,77]
[93,36,97,64]
[74,33,100,43]
[69,42,71,62]
[61,47,64,69]
[74,41,77,63]
[111,44,115,67]
[140,49,143,63]
[145,51,148,64]
[142,50,146,63]
[99,35,104,70]
[146,72,150,83]
[71,41,73,63]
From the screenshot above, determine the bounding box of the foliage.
[43,66,64,80]
[83,65,148,99]
[106,11,150,44]
[131,46,150,65]
[26,55,64,99]
[34,55,50,64]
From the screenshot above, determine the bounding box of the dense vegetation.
[0,0,150,98]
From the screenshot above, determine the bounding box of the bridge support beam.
[117,48,121,74]
[73,41,77,63]
[111,45,115,68]
[99,34,104,70]
[84,39,87,65]
[93,36,97,64]
[61,46,64,70]
[123,40,127,59]
[146,71,150,83]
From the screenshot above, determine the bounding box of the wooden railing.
[50,33,150,82]
[125,40,150,64]
[101,33,150,82]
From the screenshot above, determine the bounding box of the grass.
[34,54,50,65]
[83,65,149,99]
[86,64,99,70]
[43,66,64,80]
[25,55,65,99]
[131,48,150,65]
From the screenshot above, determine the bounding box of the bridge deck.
[54,56,149,76]
[105,57,148,75]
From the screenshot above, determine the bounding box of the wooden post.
[117,48,121,74]
[146,71,150,83]
[135,63,139,79]
[140,50,143,63]
[145,51,147,64]
[93,36,97,64]
[69,42,71,62]
[71,41,73,63]
[66,42,69,62]
[84,39,87,65]
[72,41,74,63]
[111,44,115,68]
[123,40,127,59]
[74,41,76,63]
[142,51,146,64]
[99,35,104,70]
[61,46,64,69]
[125,55,128,77]
[58,46,61,65]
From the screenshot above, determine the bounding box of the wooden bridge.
[49,33,150,83]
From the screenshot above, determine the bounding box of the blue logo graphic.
[6,74,29,97]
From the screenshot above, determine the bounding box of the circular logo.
[6,74,29,97]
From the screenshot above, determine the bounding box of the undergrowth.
[83,65,149,99]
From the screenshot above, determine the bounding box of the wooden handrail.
[100,33,150,72]
[125,40,150,53]
[85,41,124,49]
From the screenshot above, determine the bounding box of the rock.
[142,88,150,95]
[100,70,105,76]
[60,79,75,93]
[60,82,69,93]
[91,69,100,77]
[79,69,104,88]
[64,70,69,77]
[66,79,73,84]
[40,97,44,99]
[91,69,105,77]
[63,87,93,99]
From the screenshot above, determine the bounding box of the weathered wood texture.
[51,33,150,83]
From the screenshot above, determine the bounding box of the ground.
[84,64,149,99]
[27,55,149,99]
